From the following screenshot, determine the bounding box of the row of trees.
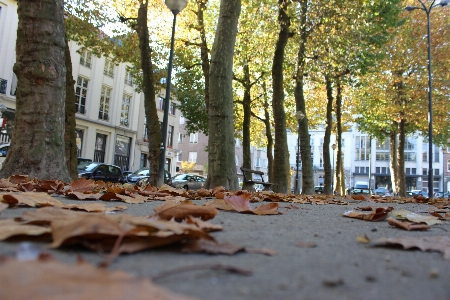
[2,0,449,196]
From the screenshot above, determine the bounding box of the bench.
[240,167,273,191]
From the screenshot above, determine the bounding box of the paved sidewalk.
[1,196,449,300]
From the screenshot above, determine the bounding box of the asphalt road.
[1,195,450,300]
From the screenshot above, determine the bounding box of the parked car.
[170,174,206,190]
[411,190,429,198]
[127,168,171,186]
[314,186,325,194]
[78,162,124,183]
[77,157,92,171]
[374,187,388,196]
[0,143,10,170]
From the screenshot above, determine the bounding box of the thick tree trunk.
[389,131,399,194]
[206,0,241,190]
[323,74,333,195]
[137,1,160,187]
[271,0,291,193]
[0,0,70,181]
[295,0,314,195]
[397,119,406,196]
[64,36,78,180]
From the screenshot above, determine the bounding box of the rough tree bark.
[271,0,291,193]
[137,0,160,187]
[205,0,241,190]
[0,0,71,182]
[389,130,399,194]
[323,74,333,195]
[335,79,344,195]
[397,119,406,196]
[295,0,314,195]
[64,35,78,180]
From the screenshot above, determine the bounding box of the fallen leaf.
[203,199,234,211]
[296,241,317,248]
[62,203,110,213]
[182,239,245,255]
[373,235,450,259]
[2,192,63,208]
[386,217,431,231]
[356,234,371,244]
[252,202,280,215]
[343,207,392,221]
[224,193,252,212]
[0,219,51,240]
[0,257,197,300]
[154,202,219,221]
[184,216,223,232]
[390,209,441,225]
[69,177,95,193]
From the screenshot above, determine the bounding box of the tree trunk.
[271,0,291,193]
[196,0,211,112]
[389,131,399,194]
[64,35,78,180]
[397,119,406,196]
[137,1,160,187]
[295,0,314,195]
[0,0,70,182]
[241,64,253,191]
[323,74,333,195]
[206,0,241,190]
[335,79,344,195]
[263,82,274,183]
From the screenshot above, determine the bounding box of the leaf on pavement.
[429,211,450,220]
[203,199,234,211]
[343,207,393,221]
[372,235,450,259]
[182,239,245,255]
[70,177,95,193]
[252,202,280,215]
[224,192,252,212]
[36,180,65,193]
[0,179,19,191]
[9,175,30,184]
[2,192,63,208]
[154,202,219,221]
[0,219,51,241]
[390,209,441,225]
[61,203,125,213]
[0,257,197,300]
[386,217,430,231]
[356,234,371,243]
[64,191,103,200]
[184,216,223,232]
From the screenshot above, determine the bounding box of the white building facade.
[0,0,180,176]
[288,124,446,194]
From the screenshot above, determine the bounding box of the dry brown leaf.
[0,258,197,300]
[37,180,65,193]
[224,193,252,212]
[64,191,103,200]
[356,234,371,243]
[70,177,95,193]
[211,186,226,196]
[373,235,450,259]
[343,207,392,222]
[0,179,19,190]
[0,219,51,240]
[17,207,103,225]
[386,217,431,231]
[9,175,30,184]
[105,205,128,213]
[203,199,234,211]
[182,239,245,255]
[252,202,280,215]
[196,188,212,197]
[2,192,63,208]
[62,203,109,213]
[429,211,450,220]
[184,216,223,232]
[154,202,219,221]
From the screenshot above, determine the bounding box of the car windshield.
[79,163,100,172]
[131,168,149,176]
[172,174,188,181]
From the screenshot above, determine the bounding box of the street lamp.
[158,0,188,186]
[405,0,449,198]
[331,144,336,193]
[294,111,305,194]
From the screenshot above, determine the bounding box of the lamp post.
[405,0,449,198]
[331,143,336,193]
[294,111,305,194]
[158,0,188,186]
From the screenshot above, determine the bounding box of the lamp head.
[331,144,336,150]
[295,111,305,121]
[165,0,188,14]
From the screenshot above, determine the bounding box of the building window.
[447,159,450,172]
[178,133,184,143]
[405,137,416,150]
[103,59,114,77]
[158,97,164,110]
[94,133,107,162]
[99,86,111,121]
[188,152,197,163]
[423,168,427,176]
[376,153,389,161]
[120,94,131,127]
[435,169,439,176]
[355,136,370,161]
[190,133,198,143]
[75,77,89,114]
[406,168,410,175]
[167,125,174,147]
[376,167,380,173]
[235,155,239,166]
[423,143,428,162]
[434,145,440,163]
[140,154,148,168]
[404,152,416,162]
[79,49,92,68]
[169,102,176,115]
[124,68,133,86]
[255,158,262,168]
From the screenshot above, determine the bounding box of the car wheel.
[183,184,189,191]
[136,178,148,187]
